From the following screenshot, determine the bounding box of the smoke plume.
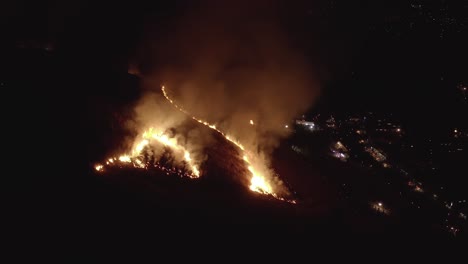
[133,1,319,194]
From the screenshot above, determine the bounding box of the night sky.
[4,0,466,119]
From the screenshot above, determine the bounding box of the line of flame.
[95,127,200,178]
[162,85,295,203]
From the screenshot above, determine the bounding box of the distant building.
[296,120,319,131]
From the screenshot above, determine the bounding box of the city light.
[371,201,390,215]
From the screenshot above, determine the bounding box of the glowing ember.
[95,164,103,172]
[119,155,131,163]
[134,158,145,168]
[162,85,291,202]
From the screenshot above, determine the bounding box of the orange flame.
[95,164,103,172]
[95,127,200,178]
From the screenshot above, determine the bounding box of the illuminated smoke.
[135,1,319,197]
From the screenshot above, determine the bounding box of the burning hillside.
[93,1,318,206]
[95,85,296,203]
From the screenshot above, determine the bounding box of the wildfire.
[94,85,295,204]
[162,85,293,202]
[95,127,200,178]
